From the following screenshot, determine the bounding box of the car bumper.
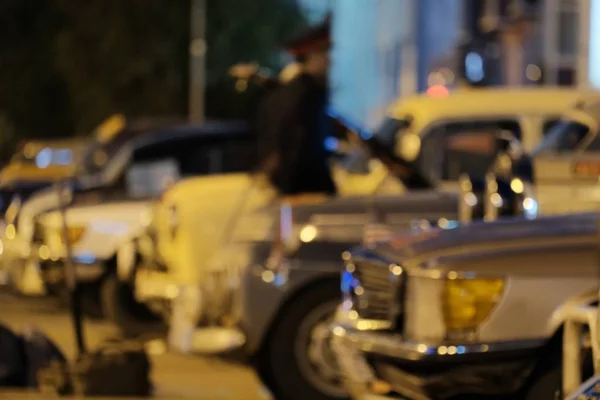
[330,323,545,400]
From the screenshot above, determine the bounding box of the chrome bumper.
[330,324,402,400]
[330,323,545,400]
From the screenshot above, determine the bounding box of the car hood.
[370,212,599,272]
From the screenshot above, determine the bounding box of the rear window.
[534,120,590,154]
[419,119,521,182]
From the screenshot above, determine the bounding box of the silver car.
[331,213,599,399]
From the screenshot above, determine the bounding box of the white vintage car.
[1,119,256,319]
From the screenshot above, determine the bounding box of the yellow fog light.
[443,278,505,331]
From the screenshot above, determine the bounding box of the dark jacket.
[256,73,336,196]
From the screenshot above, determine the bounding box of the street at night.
[0,292,269,400]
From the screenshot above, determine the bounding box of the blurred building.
[295,0,333,22]
[459,0,594,88]
[542,0,600,89]
[458,0,545,86]
[330,0,463,131]
[321,0,598,132]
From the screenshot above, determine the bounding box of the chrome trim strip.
[330,324,546,361]
[348,252,505,281]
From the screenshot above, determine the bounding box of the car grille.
[342,250,404,328]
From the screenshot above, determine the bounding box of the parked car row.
[3,87,600,399]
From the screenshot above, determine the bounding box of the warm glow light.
[510,178,524,194]
[426,85,449,98]
[299,224,318,243]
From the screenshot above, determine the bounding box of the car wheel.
[100,273,165,338]
[257,280,349,400]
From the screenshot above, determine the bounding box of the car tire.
[257,280,349,400]
[100,273,165,338]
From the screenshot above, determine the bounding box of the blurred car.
[330,213,599,400]
[1,117,255,313]
[128,87,581,400]
[517,94,600,215]
[0,139,89,217]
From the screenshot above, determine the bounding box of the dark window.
[420,120,521,182]
[534,121,589,154]
[558,10,578,56]
[557,68,576,86]
[543,118,562,135]
[121,130,255,198]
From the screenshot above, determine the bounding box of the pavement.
[0,291,271,399]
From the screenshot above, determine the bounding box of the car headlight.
[442,277,505,332]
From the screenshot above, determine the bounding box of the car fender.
[241,240,356,355]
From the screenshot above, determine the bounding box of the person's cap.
[283,13,332,58]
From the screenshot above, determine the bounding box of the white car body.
[38,201,153,262]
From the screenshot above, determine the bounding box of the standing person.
[257,14,336,196]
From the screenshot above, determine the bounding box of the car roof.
[387,87,597,135]
[137,120,252,144]
[93,118,252,158]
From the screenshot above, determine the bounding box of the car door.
[532,121,590,215]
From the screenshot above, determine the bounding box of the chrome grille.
[342,253,403,325]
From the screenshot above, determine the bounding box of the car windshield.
[532,120,590,155]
